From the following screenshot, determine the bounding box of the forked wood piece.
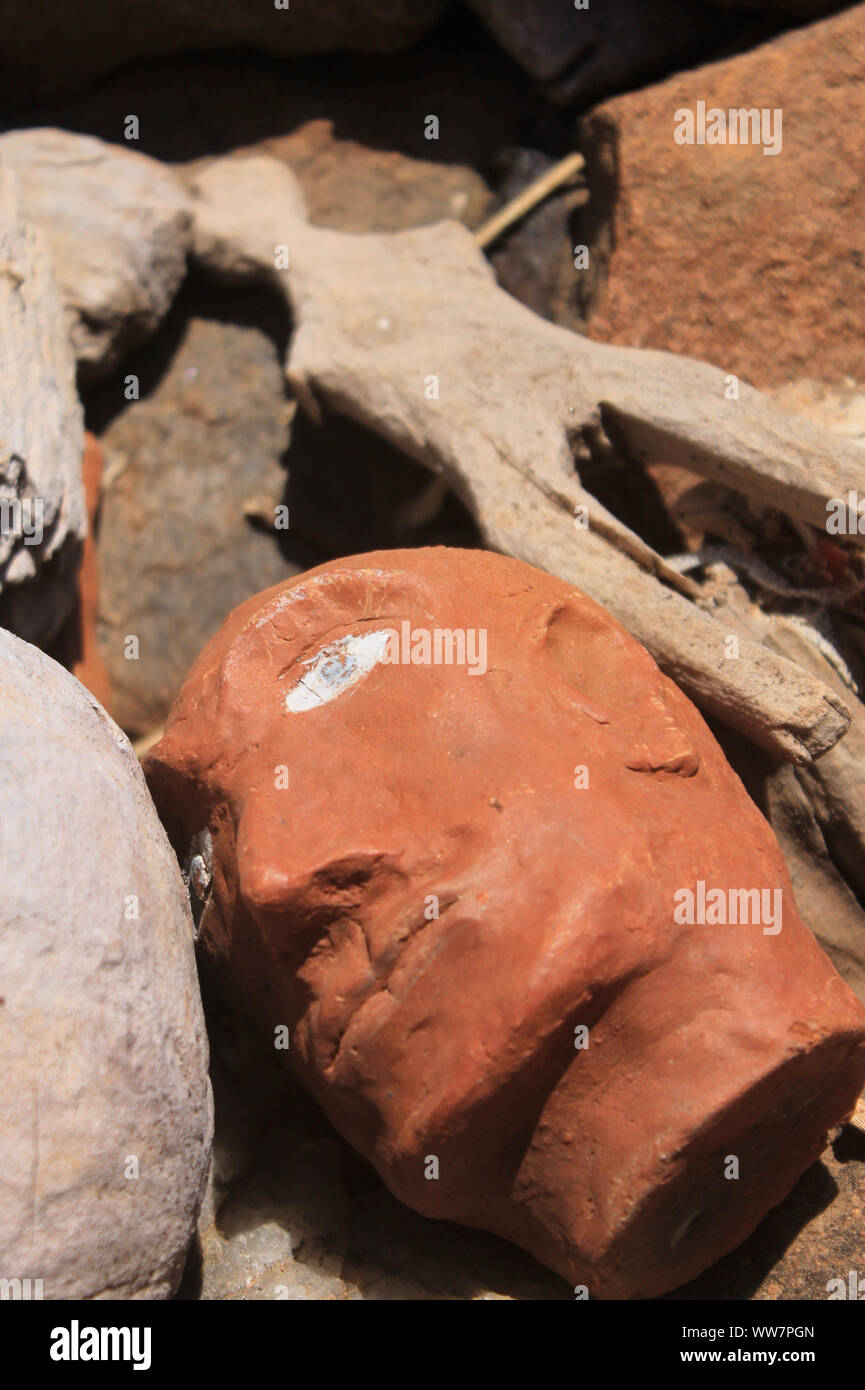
[188,155,856,763]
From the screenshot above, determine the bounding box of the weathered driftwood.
[763,759,865,1005]
[764,619,865,907]
[0,165,85,642]
[188,154,853,764]
[688,573,865,998]
[0,129,193,380]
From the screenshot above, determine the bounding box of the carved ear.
[526,597,701,777]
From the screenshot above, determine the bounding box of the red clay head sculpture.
[144,547,865,1298]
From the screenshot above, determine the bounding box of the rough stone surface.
[0,629,213,1299]
[144,547,865,1300]
[0,1,449,104]
[0,167,85,646]
[89,288,298,738]
[0,129,193,380]
[581,6,865,389]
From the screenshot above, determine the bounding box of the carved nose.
[239,857,295,915]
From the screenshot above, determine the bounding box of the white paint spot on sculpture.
[284,630,393,711]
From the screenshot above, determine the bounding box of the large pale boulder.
[0,630,213,1298]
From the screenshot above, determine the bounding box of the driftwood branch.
[187,155,855,764]
[0,166,85,639]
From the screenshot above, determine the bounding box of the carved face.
[144,547,865,1297]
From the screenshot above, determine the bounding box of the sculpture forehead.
[202,554,633,730]
[156,547,694,799]
[225,551,572,657]
[212,548,639,691]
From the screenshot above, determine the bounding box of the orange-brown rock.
[50,432,112,710]
[144,547,865,1298]
[582,5,865,389]
[72,433,111,709]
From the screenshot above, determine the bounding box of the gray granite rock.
[467,0,735,106]
[90,284,298,737]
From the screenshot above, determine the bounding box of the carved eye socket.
[283,630,393,712]
[182,829,213,939]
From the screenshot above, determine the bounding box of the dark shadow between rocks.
[832,1118,865,1165]
[0,11,540,176]
[82,268,292,435]
[0,534,82,650]
[174,1232,203,1301]
[278,408,484,571]
[578,456,690,557]
[0,4,821,147]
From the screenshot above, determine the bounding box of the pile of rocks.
[1,0,864,1302]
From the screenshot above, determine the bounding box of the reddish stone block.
[582,5,865,389]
